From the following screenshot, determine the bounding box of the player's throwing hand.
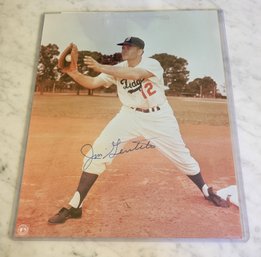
[84,56,102,72]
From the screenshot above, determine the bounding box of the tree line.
[36,43,226,98]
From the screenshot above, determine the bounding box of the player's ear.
[138,48,144,56]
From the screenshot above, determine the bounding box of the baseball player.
[48,37,229,224]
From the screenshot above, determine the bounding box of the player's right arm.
[58,43,108,90]
[66,70,107,89]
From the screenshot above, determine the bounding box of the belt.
[131,106,160,113]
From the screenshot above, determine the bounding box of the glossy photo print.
[14,10,246,239]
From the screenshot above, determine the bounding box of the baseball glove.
[206,187,230,208]
[58,43,78,73]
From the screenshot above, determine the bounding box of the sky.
[41,10,227,92]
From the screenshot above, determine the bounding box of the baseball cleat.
[205,187,230,208]
[48,207,82,224]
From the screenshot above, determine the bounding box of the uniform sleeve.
[97,61,126,88]
[97,73,116,88]
[139,58,164,80]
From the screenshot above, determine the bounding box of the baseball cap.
[117,37,145,49]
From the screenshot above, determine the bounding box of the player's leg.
[141,102,229,207]
[141,102,201,175]
[48,171,98,224]
[146,121,207,191]
[48,107,140,224]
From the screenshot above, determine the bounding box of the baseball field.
[14,94,243,239]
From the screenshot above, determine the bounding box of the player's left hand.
[84,56,102,72]
[58,43,78,73]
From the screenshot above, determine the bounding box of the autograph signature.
[81,138,156,170]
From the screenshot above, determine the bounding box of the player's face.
[121,45,142,61]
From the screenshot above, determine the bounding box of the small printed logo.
[17,224,29,236]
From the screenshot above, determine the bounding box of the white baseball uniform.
[82,57,200,176]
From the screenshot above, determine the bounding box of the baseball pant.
[82,100,200,176]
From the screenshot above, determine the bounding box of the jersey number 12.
[141,82,156,99]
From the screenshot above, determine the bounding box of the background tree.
[36,44,60,94]
[151,53,189,96]
[36,44,221,98]
[185,76,218,98]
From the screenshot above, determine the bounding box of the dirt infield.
[14,95,243,239]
